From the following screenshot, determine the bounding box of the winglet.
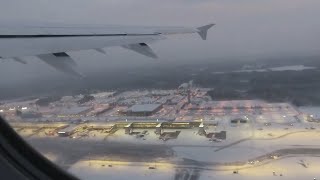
[197,24,215,40]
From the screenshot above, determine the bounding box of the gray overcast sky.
[1,0,320,83]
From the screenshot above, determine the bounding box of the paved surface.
[27,137,320,169]
[27,137,174,169]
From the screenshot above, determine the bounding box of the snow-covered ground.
[212,65,317,74]
[202,156,320,180]
[269,65,316,71]
[97,121,320,164]
[174,129,320,163]
[69,156,320,180]
[238,65,317,72]
[69,160,174,180]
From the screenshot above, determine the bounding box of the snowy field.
[235,65,317,73]
[69,156,320,180]
[69,160,174,180]
[173,130,320,163]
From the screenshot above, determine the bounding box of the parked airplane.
[0,23,214,77]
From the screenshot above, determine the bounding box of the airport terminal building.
[123,104,162,116]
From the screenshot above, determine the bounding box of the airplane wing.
[0,23,214,77]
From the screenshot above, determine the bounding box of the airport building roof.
[59,106,91,115]
[91,92,116,98]
[128,104,162,113]
[188,100,291,109]
[299,107,320,118]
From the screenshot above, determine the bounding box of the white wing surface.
[0,23,214,77]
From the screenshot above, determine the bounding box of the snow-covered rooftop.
[128,104,162,112]
[59,106,91,115]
